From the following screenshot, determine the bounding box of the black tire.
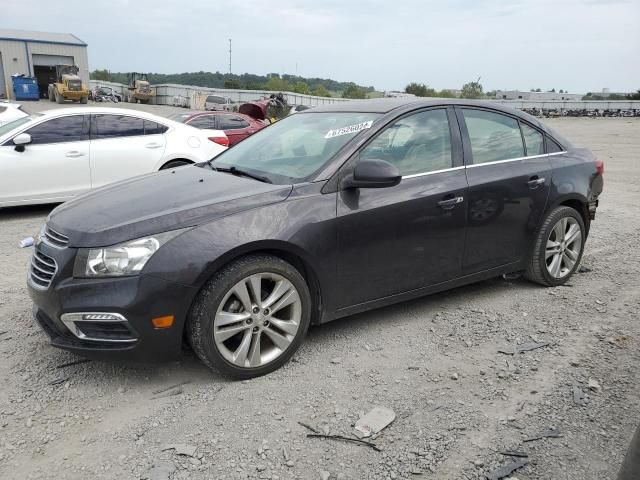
[160,159,192,170]
[55,90,64,104]
[525,206,586,286]
[48,87,55,102]
[80,96,88,104]
[187,254,312,379]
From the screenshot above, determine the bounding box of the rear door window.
[93,115,145,138]
[461,109,525,164]
[546,136,564,153]
[23,115,87,144]
[218,115,250,130]
[144,120,168,135]
[520,123,545,156]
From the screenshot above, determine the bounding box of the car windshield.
[211,112,381,184]
[0,115,37,137]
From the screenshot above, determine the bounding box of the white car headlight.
[77,230,187,277]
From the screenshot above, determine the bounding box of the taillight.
[209,136,229,147]
[595,159,604,175]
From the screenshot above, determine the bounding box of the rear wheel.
[48,87,55,102]
[80,96,88,104]
[187,255,311,379]
[525,206,585,286]
[55,90,64,104]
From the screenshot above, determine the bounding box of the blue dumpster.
[12,76,40,101]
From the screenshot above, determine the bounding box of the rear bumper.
[28,272,198,362]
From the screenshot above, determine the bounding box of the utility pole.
[228,38,232,74]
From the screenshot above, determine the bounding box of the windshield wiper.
[211,165,272,184]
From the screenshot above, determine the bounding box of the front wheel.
[187,255,311,379]
[525,206,586,286]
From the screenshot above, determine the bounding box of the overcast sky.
[4,0,639,93]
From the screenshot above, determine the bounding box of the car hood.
[48,165,293,247]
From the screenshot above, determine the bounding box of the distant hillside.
[90,69,376,98]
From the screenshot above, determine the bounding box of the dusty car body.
[27,99,603,378]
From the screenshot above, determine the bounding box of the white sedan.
[0,107,228,207]
[0,102,29,127]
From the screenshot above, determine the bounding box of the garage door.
[32,54,75,67]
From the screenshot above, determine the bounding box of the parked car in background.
[169,111,266,146]
[204,95,232,111]
[0,102,29,126]
[0,107,227,207]
[26,99,603,379]
[88,85,122,103]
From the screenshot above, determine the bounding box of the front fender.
[144,188,339,311]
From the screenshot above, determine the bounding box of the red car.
[169,111,266,146]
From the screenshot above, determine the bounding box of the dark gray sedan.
[27,99,603,378]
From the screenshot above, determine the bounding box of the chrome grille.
[30,250,57,289]
[43,226,69,248]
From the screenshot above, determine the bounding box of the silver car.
[205,95,232,111]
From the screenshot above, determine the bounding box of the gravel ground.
[0,115,638,480]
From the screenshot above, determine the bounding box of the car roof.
[39,107,167,121]
[307,98,571,146]
[309,98,518,114]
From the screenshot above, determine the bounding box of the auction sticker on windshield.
[325,120,373,139]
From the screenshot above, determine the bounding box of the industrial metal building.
[0,28,89,100]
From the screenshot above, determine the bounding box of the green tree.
[264,76,290,92]
[312,85,331,97]
[460,80,483,99]
[405,82,436,97]
[223,79,241,89]
[437,89,456,98]
[91,69,113,82]
[342,83,366,99]
[293,81,310,94]
[535,88,542,92]
[629,89,640,100]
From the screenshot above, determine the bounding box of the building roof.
[0,28,87,46]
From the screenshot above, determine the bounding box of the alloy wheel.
[213,273,302,368]
[545,217,582,278]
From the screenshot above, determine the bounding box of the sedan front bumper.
[28,246,199,362]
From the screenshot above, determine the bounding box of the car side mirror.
[13,133,32,152]
[342,159,402,189]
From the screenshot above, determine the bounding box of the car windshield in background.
[211,112,381,183]
[0,115,38,137]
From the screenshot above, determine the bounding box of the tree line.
[90,69,375,98]
[405,79,484,99]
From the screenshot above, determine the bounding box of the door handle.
[145,143,162,149]
[527,176,546,189]
[65,151,84,158]
[437,196,464,210]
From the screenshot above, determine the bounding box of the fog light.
[151,315,175,329]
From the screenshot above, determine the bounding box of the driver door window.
[360,109,452,176]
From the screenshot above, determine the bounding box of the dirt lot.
[0,114,639,480]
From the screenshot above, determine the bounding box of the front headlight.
[75,229,187,277]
